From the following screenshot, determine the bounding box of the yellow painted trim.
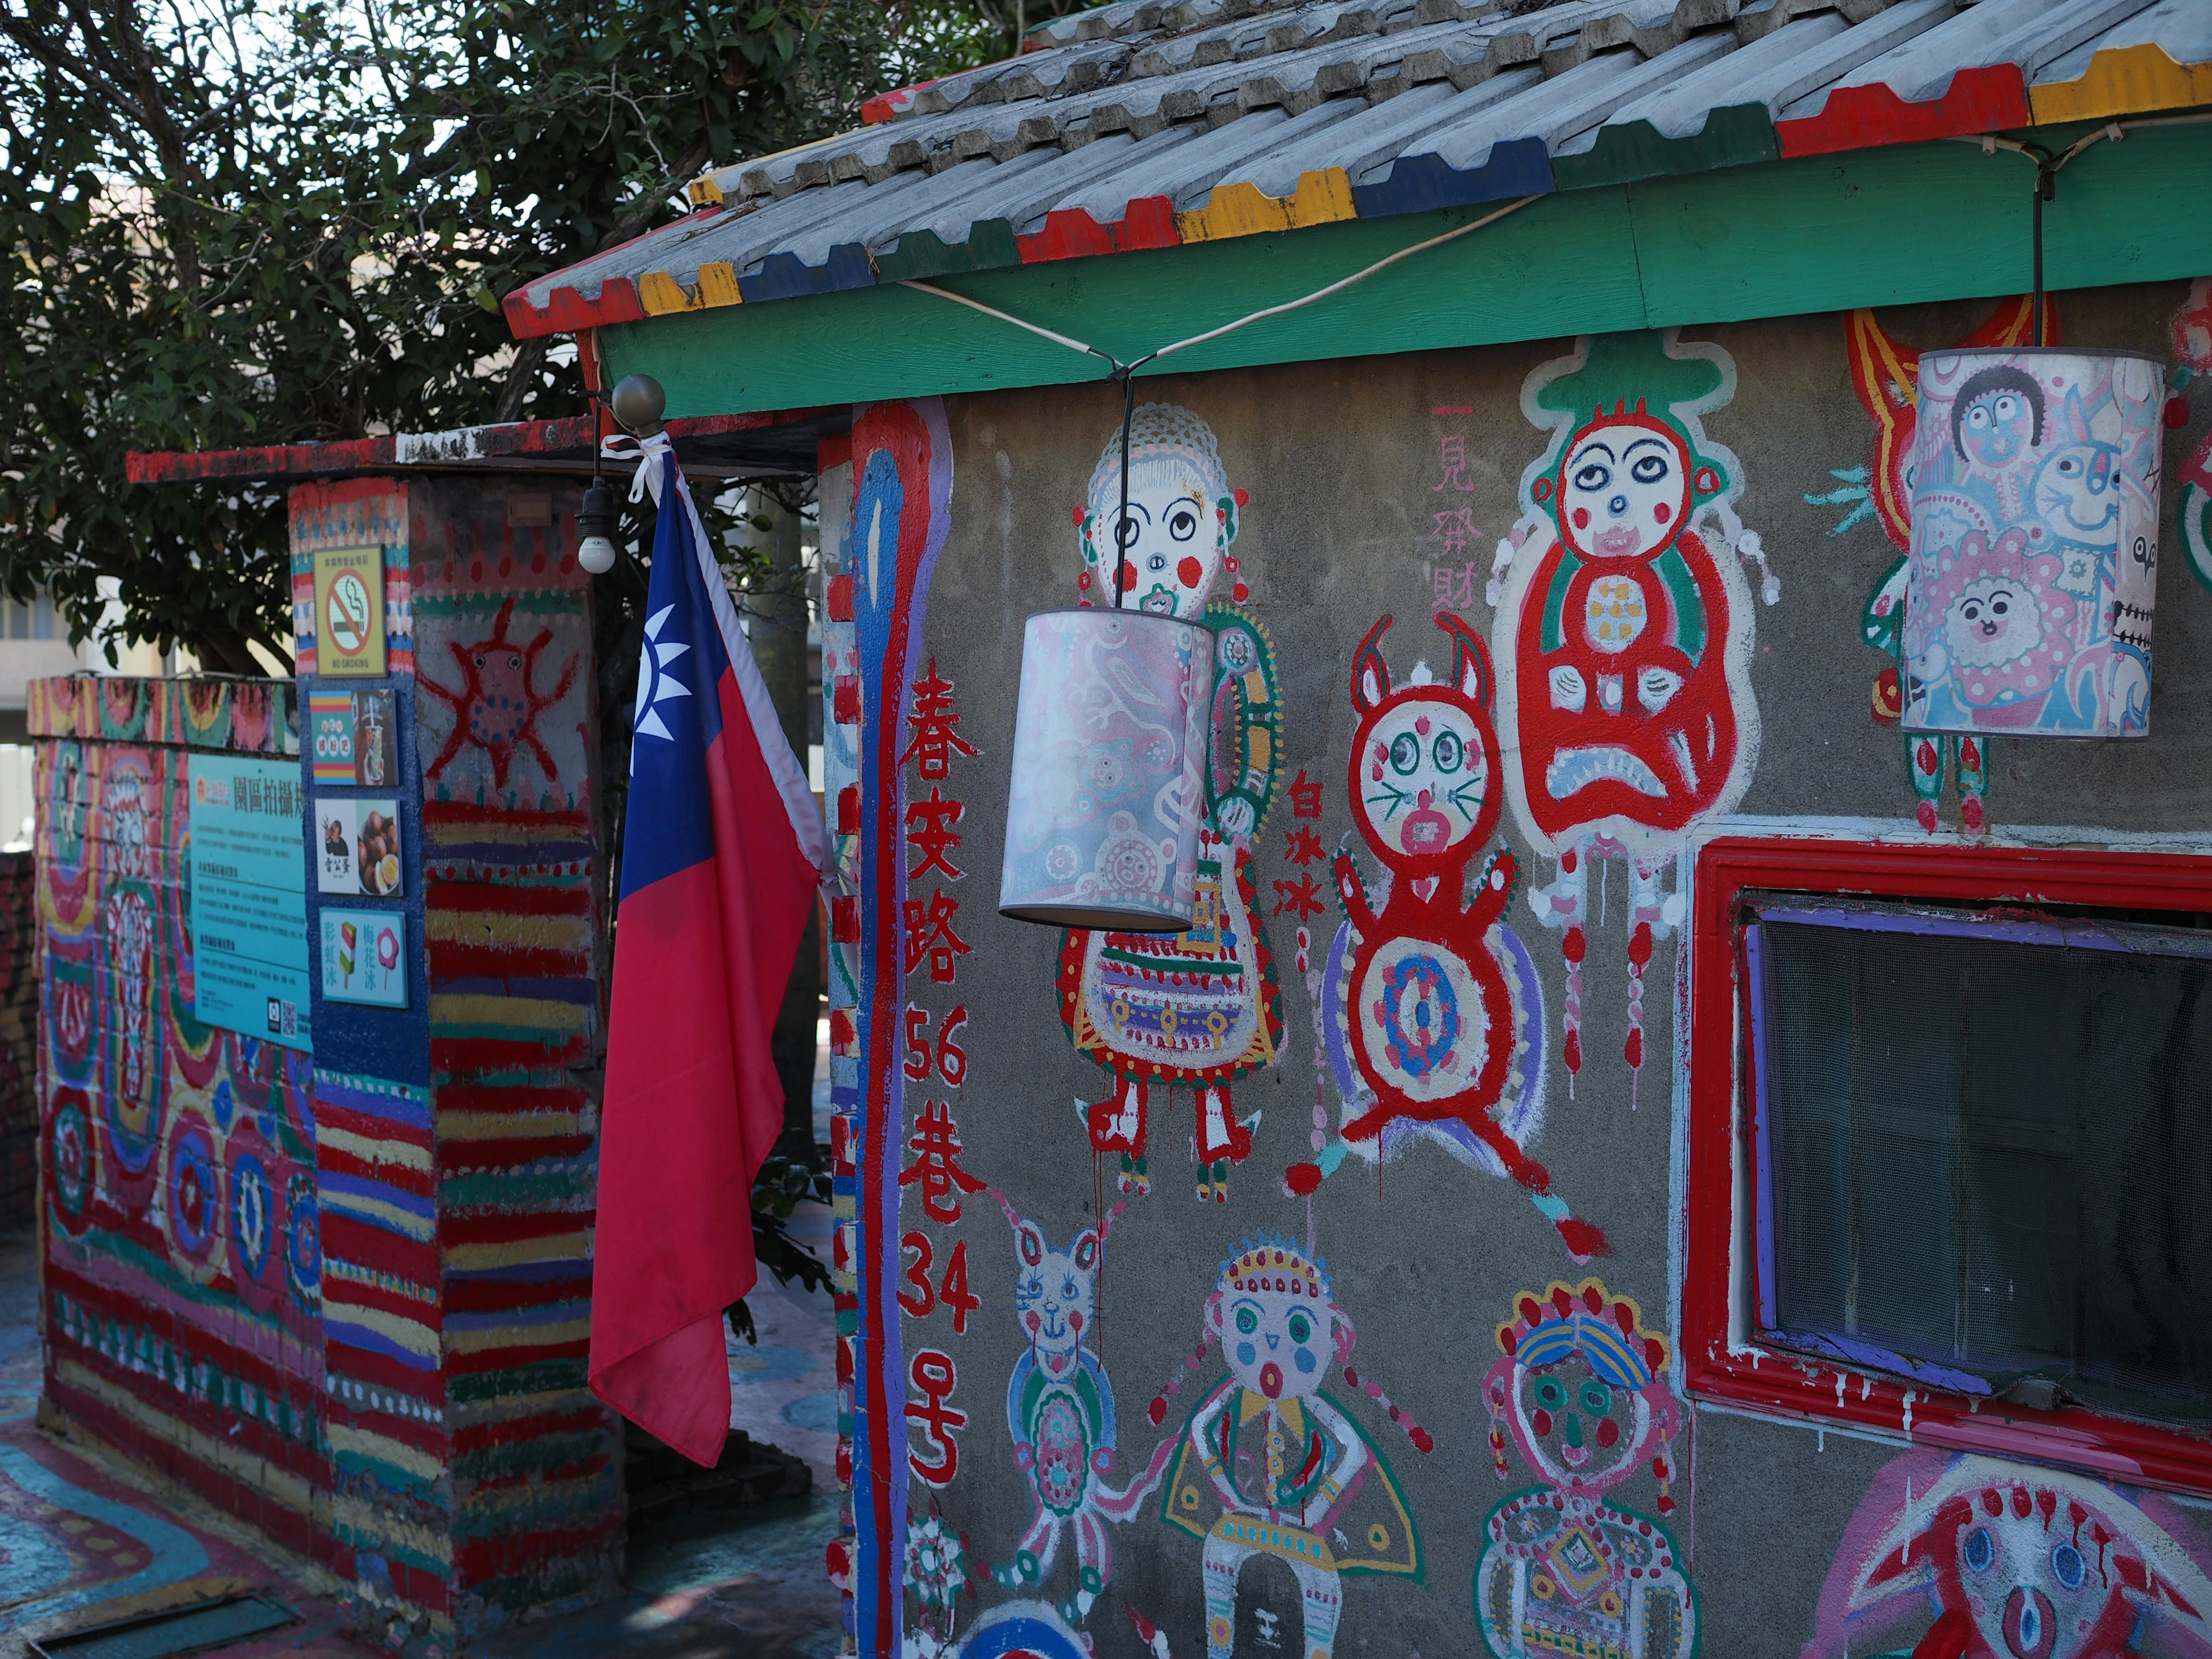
[436,1109,586,1141]
[55,1359,314,1517]
[1177,169,1358,245]
[324,1301,441,1359]
[687,176,725,207]
[329,1423,445,1483]
[331,1494,454,1567]
[423,908,592,950]
[637,270,700,316]
[319,1123,433,1172]
[446,1318,590,1356]
[444,1230,590,1272]
[2031,44,2212,123]
[429,993,589,1033]
[697,262,743,309]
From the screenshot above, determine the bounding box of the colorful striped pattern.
[423,793,619,1628]
[32,688,327,1568]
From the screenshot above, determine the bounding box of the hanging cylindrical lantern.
[998,607,1212,931]
[1900,346,2166,737]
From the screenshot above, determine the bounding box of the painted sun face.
[1959,388,2036,468]
[1512,1353,1643,1492]
[2033,442,2122,551]
[1559,422,1691,560]
[1213,1287,1332,1403]
[1095,453,1221,618]
[1358,695,1489,859]
[1944,577,2043,669]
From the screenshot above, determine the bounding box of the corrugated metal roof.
[505,0,2212,339]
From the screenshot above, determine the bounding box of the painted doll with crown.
[1151,1237,1427,1659]
[1058,404,1285,1201]
[1475,1281,1695,1659]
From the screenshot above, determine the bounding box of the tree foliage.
[0,0,1074,666]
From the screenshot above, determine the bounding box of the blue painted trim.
[1350,137,1556,219]
[740,245,878,304]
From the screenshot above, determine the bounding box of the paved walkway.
[0,1205,842,1657]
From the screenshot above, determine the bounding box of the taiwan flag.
[591,439,828,1466]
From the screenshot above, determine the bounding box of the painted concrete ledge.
[596,118,2212,420]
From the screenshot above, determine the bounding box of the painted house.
[507,1,2212,1656]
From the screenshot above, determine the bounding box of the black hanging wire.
[2022,140,2059,347]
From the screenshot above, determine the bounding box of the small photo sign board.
[321,908,407,1008]
[309,688,397,786]
[316,797,404,897]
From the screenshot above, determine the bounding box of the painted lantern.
[1052,404,1285,1202]
[1900,347,2166,737]
[998,607,1211,930]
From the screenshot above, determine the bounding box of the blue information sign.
[189,755,312,1051]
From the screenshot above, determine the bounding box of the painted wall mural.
[1288,612,1600,1261]
[1487,329,1776,1099]
[1149,1236,1429,1659]
[1899,347,2164,739]
[1805,1449,2212,1659]
[986,1194,1172,1624]
[2169,279,2212,595]
[1817,301,2044,833]
[1061,404,1285,1202]
[32,682,327,1560]
[1475,1281,1691,1659]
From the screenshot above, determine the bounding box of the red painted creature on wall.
[1320,612,1605,1260]
[1487,330,1777,1099]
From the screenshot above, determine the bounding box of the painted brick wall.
[0,851,37,1230]
[30,677,326,1555]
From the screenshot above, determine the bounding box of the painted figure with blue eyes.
[1475,1281,1694,1659]
[1060,403,1285,1202]
[1325,612,1607,1261]
[1156,1237,1426,1659]
[990,1195,1175,1627]
[1808,1449,2212,1659]
[1487,331,1775,1102]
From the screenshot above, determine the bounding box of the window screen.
[1750,900,2212,1420]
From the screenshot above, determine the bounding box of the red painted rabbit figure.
[1329,613,1606,1262]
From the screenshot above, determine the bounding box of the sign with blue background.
[190,754,312,1051]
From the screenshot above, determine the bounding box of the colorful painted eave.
[501,0,2212,345]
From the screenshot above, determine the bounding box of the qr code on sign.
[266,998,297,1037]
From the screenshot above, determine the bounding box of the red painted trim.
[1684,835,2212,1496]
[503,274,649,340]
[1016,196,1181,265]
[127,438,394,483]
[1775,64,2031,160]
[576,329,604,393]
[130,408,834,485]
[819,433,853,474]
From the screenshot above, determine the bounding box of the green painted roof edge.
[597,120,2212,422]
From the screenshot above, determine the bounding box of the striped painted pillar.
[297,475,620,1649]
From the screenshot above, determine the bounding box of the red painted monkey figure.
[1328,612,1606,1261]
[1487,331,1778,1101]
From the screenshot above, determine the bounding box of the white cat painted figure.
[990,1194,1173,1627]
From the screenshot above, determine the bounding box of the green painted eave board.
[598,120,2212,421]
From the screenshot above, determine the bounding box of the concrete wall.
[853,277,2212,1659]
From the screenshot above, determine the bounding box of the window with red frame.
[1683,838,2212,1492]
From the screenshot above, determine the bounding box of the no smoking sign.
[312,544,386,675]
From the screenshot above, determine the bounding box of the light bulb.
[576,476,618,574]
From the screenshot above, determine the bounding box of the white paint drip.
[1902,1389,1916,1438]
